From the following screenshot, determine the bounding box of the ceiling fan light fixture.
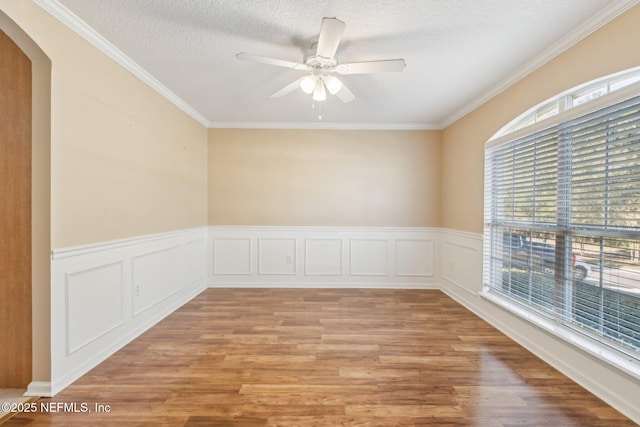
[239,17,406,113]
[312,79,326,101]
[300,75,316,94]
[324,75,342,95]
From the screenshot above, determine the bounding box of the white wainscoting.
[39,227,207,397]
[439,228,640,424]
[440,229,483,295]
[208,226,440,288]
[30,225,640,422]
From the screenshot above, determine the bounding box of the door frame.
[0,10,52,393]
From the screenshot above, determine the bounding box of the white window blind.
[484,91,640,357]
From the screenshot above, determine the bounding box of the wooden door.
[0,29,32,388]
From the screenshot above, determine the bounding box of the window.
[484,73,640,364]
[492,67,640,138]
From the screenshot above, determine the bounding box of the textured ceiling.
[48,0,635,128]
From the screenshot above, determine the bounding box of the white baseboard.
[208,281,439,289]
[24,381,52,397]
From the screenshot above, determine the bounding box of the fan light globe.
[312,80,326,101]
[300,76,316,94]
[324,75,343,95]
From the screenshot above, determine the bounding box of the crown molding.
[35,0,434,132]
[207,121,441,130]
[34,0,210,127]
[440,0,640,129]
[34,0,639,132]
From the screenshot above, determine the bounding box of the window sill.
[480,289,640,381]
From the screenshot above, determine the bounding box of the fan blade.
[335,59,406,75]
[316,17,345,59]
[335,82,356,103]
[270,78,304,98]
[236,52,310,71]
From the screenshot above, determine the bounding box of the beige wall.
[0,0,209,384]
[1,0,209,249]
[209,129,440,227]
[441,3,640,234]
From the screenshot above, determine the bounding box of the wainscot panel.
[208,226,440,288]
[43,227,207,397]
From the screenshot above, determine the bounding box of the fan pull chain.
[311,100,323,120]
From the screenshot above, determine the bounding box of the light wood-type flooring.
[5,289,636,426]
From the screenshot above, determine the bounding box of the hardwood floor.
[5,289,635,426]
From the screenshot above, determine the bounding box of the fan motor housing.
[305,55,337,69]
[305,42,337,68]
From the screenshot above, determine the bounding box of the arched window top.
[490,66,640,140]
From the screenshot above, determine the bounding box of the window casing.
[492,67,640,139]
[484,80,640,363]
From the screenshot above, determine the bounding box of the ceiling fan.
[236,17,406,106]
